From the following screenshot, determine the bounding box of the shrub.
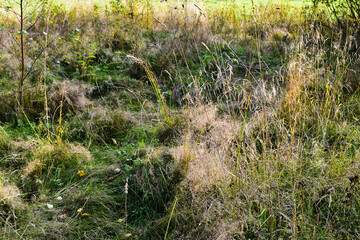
[312,0,360,51]
[312,0,360,24]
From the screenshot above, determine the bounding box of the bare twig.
[194,3,206,17]
[153,17,168,30]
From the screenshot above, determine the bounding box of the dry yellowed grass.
[0,0,360,239]
[10,139,92,178]
[0,172,24,210]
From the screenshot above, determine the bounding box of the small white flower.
[125,178,128,195]
[57,196,63,200]
[47,203,54,209]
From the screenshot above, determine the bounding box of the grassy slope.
[0,0,360,239]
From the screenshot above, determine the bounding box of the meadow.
[57,0,308,7]
[0,0,360,239]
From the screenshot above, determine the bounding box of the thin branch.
[194,3,206,17]
[153,17,168,30]
[23,34,58,81]
[24,0,45,21]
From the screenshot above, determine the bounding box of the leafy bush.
[312,0,360,51]
[312,0,360,24]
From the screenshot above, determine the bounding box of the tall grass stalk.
[127,55,170,122]
[164,195,177,240]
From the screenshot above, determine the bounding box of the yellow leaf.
[82,213,90,216]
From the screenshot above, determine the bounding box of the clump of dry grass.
[0,80,90,123]
[48,80,91,118]
[84,107,135,144]
[0,172,24,211]
[0,171,25,239]
[165,104,241,238]
[131,147,180,206]
[176,104,236,190]
[21,140,92,178]
[0,136,91,184]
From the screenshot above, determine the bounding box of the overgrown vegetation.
[0,0,360,239]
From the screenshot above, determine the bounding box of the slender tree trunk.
[20,0,25,108]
